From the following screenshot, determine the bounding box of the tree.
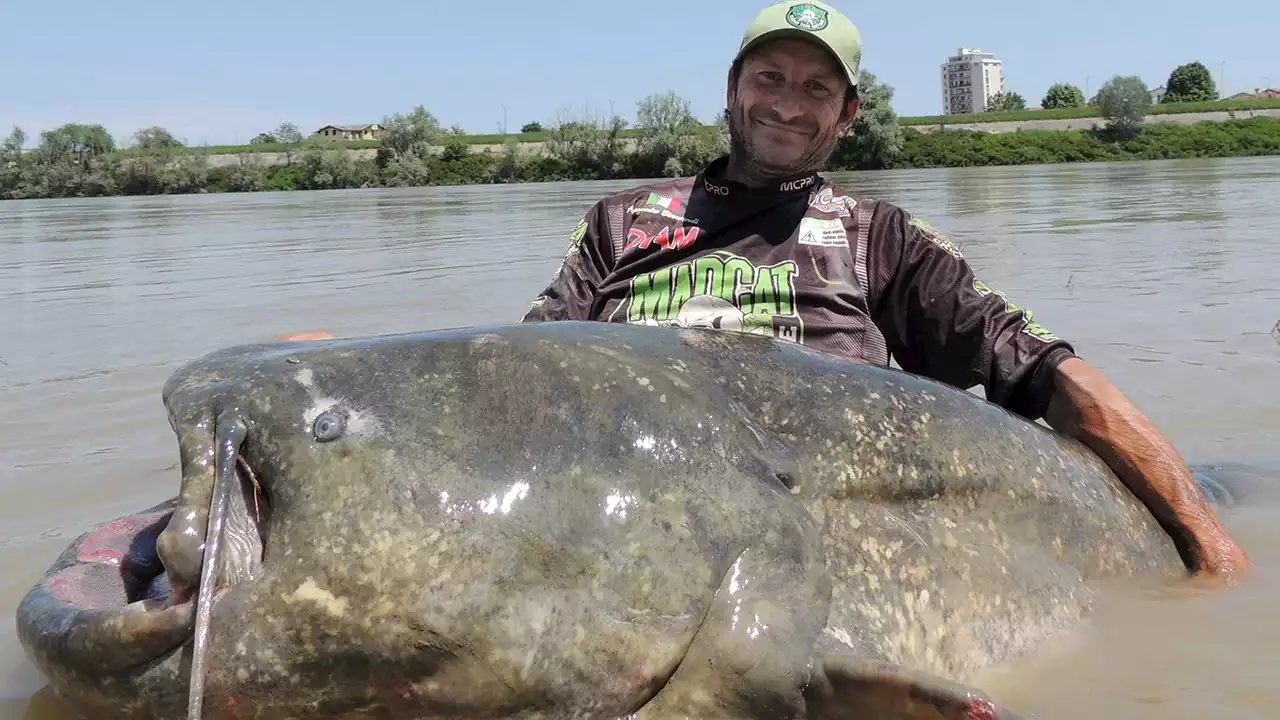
[379,105,442,156]
[3,126,25,153]
[635,91,702,136]
[39,123,115,167]
[830,69,903,170]
[520,122,544,133]
[1042,83,1086,109]
[274,122,303,145]
[542,109,631,180]
[264,122,306,166]
[1163,61,1217,103]
[987,91,1026,111]
[1095,75,1151,137]
[0,127,23,200]
[632,91,723,177]
[249,133,277,144]
[132,126,183,150]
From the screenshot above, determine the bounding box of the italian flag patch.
[648,193,683,212]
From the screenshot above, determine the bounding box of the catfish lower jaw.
[19,507,202,677]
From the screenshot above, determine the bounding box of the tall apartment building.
[940,48,1005,114]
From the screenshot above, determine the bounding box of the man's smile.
[752,117,811,137]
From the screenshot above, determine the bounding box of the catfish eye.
[313,410,346,442]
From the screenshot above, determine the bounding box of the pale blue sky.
[1,0,1275,148]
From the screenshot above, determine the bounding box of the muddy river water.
[1,156,1277,718]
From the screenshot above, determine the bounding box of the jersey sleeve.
[866,204,1078,420]
[519,200,614,323]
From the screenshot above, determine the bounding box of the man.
[513,0,1250,581]
[283,1,1248,581]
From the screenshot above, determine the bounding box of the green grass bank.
[4,116,1280,200]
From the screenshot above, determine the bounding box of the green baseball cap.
[735,1,863,89]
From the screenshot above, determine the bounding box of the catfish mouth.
[14,415,273,720]
[22,413,273,694]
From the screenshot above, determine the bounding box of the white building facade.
[940,48,1006,114]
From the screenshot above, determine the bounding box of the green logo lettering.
[612,251,804,343]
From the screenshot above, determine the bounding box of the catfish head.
[18,333,464,719]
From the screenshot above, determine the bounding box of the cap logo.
[785,3,829,31]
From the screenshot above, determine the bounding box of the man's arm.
[1044,357,1251,581]
[868,207,1074,420]
[519,200,614,323]
[868,206,1249,580]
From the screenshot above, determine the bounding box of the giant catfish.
[15,321,1219,719]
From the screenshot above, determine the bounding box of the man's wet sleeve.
[519,201,613,323]
[867,206,1078,420]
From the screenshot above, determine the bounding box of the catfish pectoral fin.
[803,653,1025,720]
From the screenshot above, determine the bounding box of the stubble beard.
[726,102,842,187]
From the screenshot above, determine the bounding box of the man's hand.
[1044,357,1252,584]
[278,331,335,342]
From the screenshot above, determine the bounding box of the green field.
[147,98,1280,156]
[113,138,383,157]
[898,97,1280,126]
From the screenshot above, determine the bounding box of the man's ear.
[726,65,739,107]
[839,97,861,136]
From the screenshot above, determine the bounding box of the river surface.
[1,157,1277,719]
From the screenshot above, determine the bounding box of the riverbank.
[4,116,1279,199]
[152,97,1280,158]
[899,116,1280,168]
[909,107,1280,135]
[187,107,1280,170]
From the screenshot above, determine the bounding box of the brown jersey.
[520,155,1077,420]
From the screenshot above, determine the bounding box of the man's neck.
[722,151,817,191]
[723,152,790,190]
[723,153,773,189]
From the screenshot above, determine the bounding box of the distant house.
[313,123,383,141]
[1149,85,1167,104]
[1227,88,1280,100]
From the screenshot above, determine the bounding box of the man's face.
[727,36,859,178]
